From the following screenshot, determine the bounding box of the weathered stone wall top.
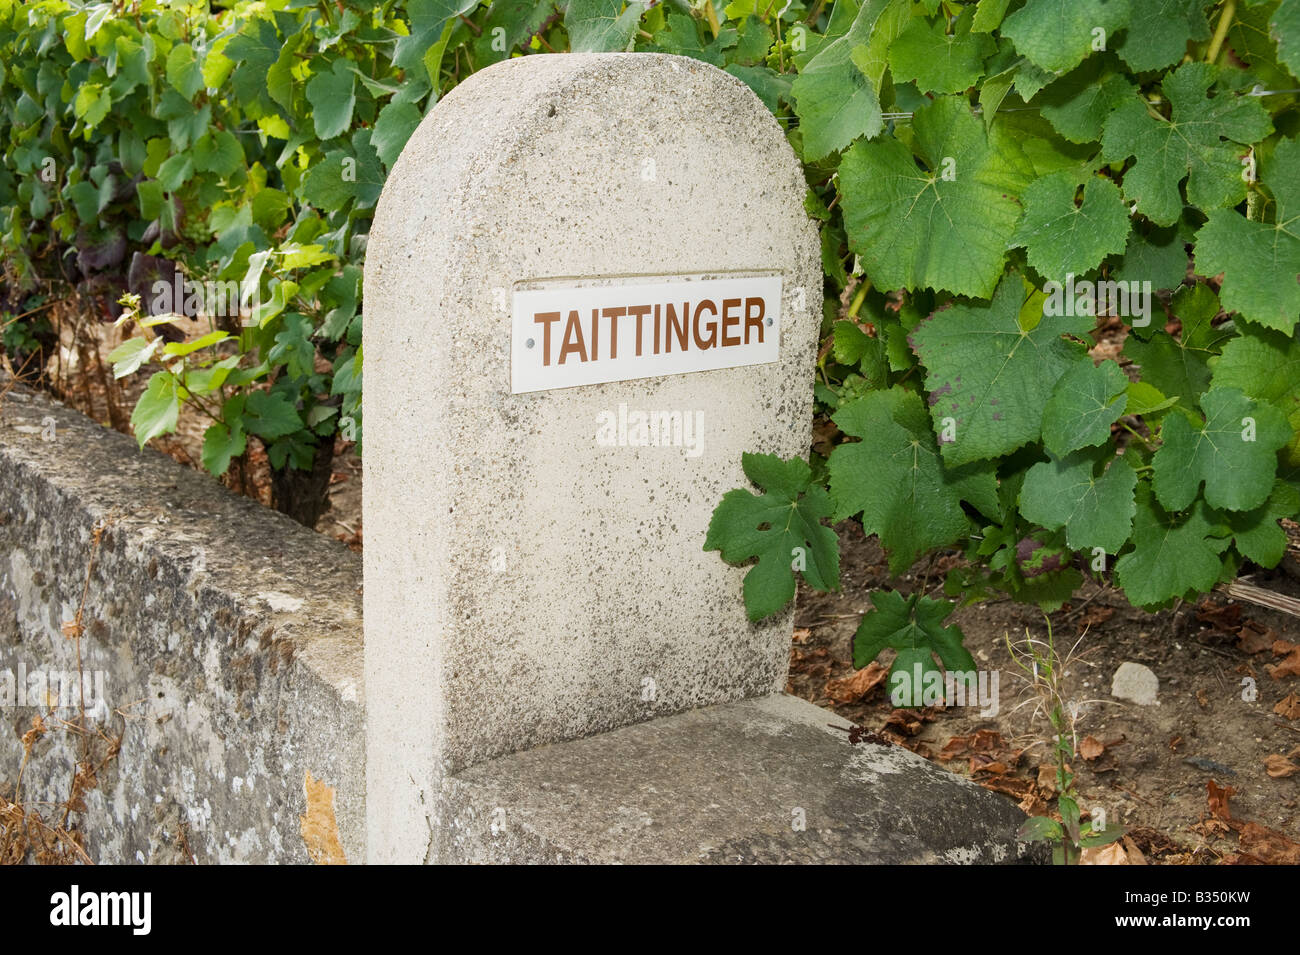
[0,380,364,863]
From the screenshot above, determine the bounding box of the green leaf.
[888,7,995,95]
[395,0,480,70]
[1018,816,1063,842]
[1121,283,1229,411]
[306,60,357,140]
[243,390,304,440]
[704,453,840,622]
[1020,445,1138,552]
[791,0,905,160]
[852,591,975,708]
[165,42,204,99]
[1114,0,1212,72]
[1011,172,1131,281]
[192,130,243,176]
[839,96,1030,296]
[829,388,997,575]
[1272,0,1300,80]
[1194,136,1300,335]
[1153,387,1292,512]
[564,0,647,52]
[1037,57,1137,144]
[131,373,182,447]
[1041,358,1129,457]
[372,100,424,169]
[1113,220,1190,292]
[1212,322,1300,466]
[162,331,230,357]
[108,337,161,378]
[1002,0,1133,74]
[1230,479,1300,566]
[1101,63,1273,226]
[1115,486,1230,608]
[157,153,194,191]
[910,276,1093,466]
[201,421,246,476]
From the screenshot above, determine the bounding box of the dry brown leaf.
[1237,622,1275,655]
[939,735,972,760]
[1275,692,1300,720]
[1207,779,1235,822]
[1080,735,1105,760]
[971,728,1003,752]
[1264,754,1300,778]
[1036,764,1057,795]
[300,770,347,866]
[824,661,887,704]
[1121,835,1148,865]
[1233,821,1300,865]
[979,775,1034,799]
[792,628,812,645]
[1080,842,1130,865]
[1267,645,1300,680]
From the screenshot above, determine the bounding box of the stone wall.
[0,381,365,863]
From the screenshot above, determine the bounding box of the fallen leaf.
[1080,736,1105,760]
[1275,693,1300,720]
[1080,842,1130,865]
[1207,779,1235,822]
[1196,599,1242,633]
[972,728,1003,752]
[939,735,972,760]
[1037,764,1058,795]
[1196,688,1210,708]
[792,627,812,645]
[1233,821,1300,865]
[1237,622,1275,655]
[979,775,1034,799]
[1267,645,1300,680]
[300,771,347,866]
[1264,754,1300,778]
[1121,835,1148,865]
[824,661,888,704]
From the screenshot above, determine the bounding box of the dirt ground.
[791,521,1300,864]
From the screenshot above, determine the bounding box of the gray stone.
[1111,661,1159,705]
[363,52,822,862]
[0,382,364,863]
[438,694,1037,864]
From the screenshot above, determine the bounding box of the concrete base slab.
[437,694,1039,864]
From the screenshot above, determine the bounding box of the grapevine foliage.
[698,0,1300,672]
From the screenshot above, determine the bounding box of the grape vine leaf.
[791,0,903,160]
[888,6,995,94]
[1153,387,1292,513]
[1115,486,1230,608]
[1040,358,1129,458]
[839,96,1032,296]
[1121,283,1228,412]
[1212,323,1300,465]
[1112,219,1191,292]
[1019,445,1138,553]
[564,0,646,52]
[828,387,998,575]
[1272,0,1300,81]
[1002,0,1133,75]
[1114,0,1212,73]
[1101,63,1273,226]
[704,453,840,622]
[1194,136,1300,335]
[909,276,1093,466]
[1011,171,1131,281]
[305,60,356,140]
[1037,56,1137,144]
[851,591,974,708]
[1230,480,1300,566]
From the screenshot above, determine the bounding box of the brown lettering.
[602,306,627,360]
[720,298,741,347]
[665,302,689,353]
[693,299,718,350]
[558,309,587,364]
[627,304,651,357]
[744,297,765,345]
[533,311,561,366]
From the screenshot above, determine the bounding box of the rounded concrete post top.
[367,52,811,280]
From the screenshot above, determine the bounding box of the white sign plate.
[511,274,782,394]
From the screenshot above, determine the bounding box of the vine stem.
[1206,0,1236,65]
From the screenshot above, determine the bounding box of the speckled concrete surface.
[438,694,1038,864]
[364,53,823,862]
[0,383,364,863]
